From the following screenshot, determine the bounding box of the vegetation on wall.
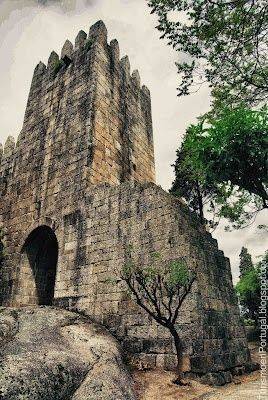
[53,59,65,76]
[84,38,93,52]
[121,250,195,384]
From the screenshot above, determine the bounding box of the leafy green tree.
[170,147,215,226]
[236,267,260,324]
[236,251,267,325]
[148,0,268,109]
[121,251,195,383]
[172,106,267,229]
[149,1,268,230]
[239,247,254,277]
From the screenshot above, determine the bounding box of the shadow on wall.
[21,225,58,305]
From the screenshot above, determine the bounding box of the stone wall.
[0,178,250,375]
[0,20,154,305]
[91,24,155,184]
[0,21,251,378]
[52,182,250,374]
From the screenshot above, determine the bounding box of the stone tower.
[0,21,251,380]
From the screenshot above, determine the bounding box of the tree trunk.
[195,181,205,224]
[169,326,183,382]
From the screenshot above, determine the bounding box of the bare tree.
[121,251,195,384]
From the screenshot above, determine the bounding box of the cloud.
[0,0,266,281]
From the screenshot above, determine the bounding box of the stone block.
[163,354,177,371]
[131,353,156,370]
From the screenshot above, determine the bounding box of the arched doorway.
[19,226,58,305]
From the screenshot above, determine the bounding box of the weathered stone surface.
[61,39,73,59]
[47,50,59,69]
[75,30,87,49]
[0,307,136,400]
[201,372,227,386]
[3,135,15,158]
[0,20,251,379]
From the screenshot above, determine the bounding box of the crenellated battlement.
[61,39,73,59]
[0,135,16,169]
[28,21,151,109]
[0,135,17,201]
[0,19,155,204]
[3,135,15,157]
[75,30,87,49]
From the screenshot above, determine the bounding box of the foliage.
[121,250,195,379]
[239,247,254,277]
[122,252,195,326]
[84,39,93,52]
[236,251,267,324]
[53,59,65,76]
[171,106,268,230]
[236,266,260,322]
[243,318,255,326]
[171,147,216,228]
[148,0,268,109]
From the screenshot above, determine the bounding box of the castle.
[0,21,251,379]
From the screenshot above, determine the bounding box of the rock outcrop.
[0,307,136,400]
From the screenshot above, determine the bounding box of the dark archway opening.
[22,226,58,305]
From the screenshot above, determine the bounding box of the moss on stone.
[53,59,65,76]
[84,39,93,52]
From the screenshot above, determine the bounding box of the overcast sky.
[0,0,267,281]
